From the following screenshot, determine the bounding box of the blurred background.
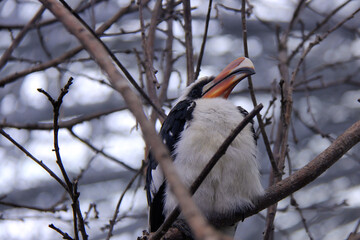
[0,0,359,239]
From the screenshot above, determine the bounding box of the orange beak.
[202,57,255,99]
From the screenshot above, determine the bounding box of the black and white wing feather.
[145,99,196,232]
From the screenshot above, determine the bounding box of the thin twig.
[240,0,279,177]
[288,0,352,62]
[139,0,163,122]
[66,0,166,121]
[194,0,213,80]
[290,7,360,86]
[264,1,308,238]
[39,77,88,240]
[49,224,74,240]
[182,0,195,85]
[38,1,218,239]
[0,128,68,191]
[286,153,314,240]
[106,167,143,240]
[0,6,46,70]
[159,0,174,107]
[0,2,154,114]
[0,200,67,213]
[208,120,360,227]
[68,128,137,171]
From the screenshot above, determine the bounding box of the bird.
[145,57,264,237]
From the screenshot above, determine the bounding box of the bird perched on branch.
[146,57,264,237]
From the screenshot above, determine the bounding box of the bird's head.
[180,57,255,102]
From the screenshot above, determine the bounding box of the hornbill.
[145,57,264,237]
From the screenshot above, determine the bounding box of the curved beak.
[202,57,255,99]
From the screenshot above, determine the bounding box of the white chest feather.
[163,98,264,217]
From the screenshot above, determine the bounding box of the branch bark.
[38,1,222,239]
[163,120,360,239]
[182,0,195,85]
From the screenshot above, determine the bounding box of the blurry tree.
[0,0,359,240]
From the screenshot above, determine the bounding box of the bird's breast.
[163,98,263,216]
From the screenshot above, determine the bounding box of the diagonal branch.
[194,0,213,80]
[240,0,279,177]
[182,0,195,85]
[106,167,143,240]
[288,0,352,62]
[39,77,88,240]
[38,1,220,239]
[139,0,163,119]
[163,119,360,239]
[0,2,138,87]
[0,128,68,191]
[290,6,360,86]
[218,120,360,226]
[263,1,308,238]
[0,6,46,70]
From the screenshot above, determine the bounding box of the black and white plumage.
[145,57,264,235]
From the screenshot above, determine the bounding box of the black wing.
[146,99,196,232]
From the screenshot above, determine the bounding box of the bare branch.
[288,0,352,61]
[0,2,138,86]
[106,168,143,240]
[182,0,195,85]
[291,7,360,86]
[0,128,68,191]
[194,0,213,80]
[241,0,279,177]
[68,128,137,171]
[139,0,162,120]
[0,200,67,213]
[217,120,360,227]
[49,224,74,240]
[0,6,45,70]
[38,1,218,239]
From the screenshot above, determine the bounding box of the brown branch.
[241,0,279,177]
[68,128,137,171]
[61,0,166,121]
[194,0,212,80]
[158,0,175,106]
[214,119,360,226]
[0,128,68,191]
[0,6,45,70]
[182,0,195,85]
[286,154,314,240]
[0,1,137,86]
[347,219,360,240]
[39,77,87,240]
[285,0,307,39]
[0,106,126,130]
[0,200,67,213]
[49,224,74,240]
[288,0,352,62]
[290,196,314,240]
[38,1,219,239]
[37,78,74,193]
[264,1,307,238]
[290,7,360,86]
[106,167,143,240]
[139,0,162,121]
[0,0,107,30]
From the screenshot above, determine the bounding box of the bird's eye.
[188,86,202,99]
